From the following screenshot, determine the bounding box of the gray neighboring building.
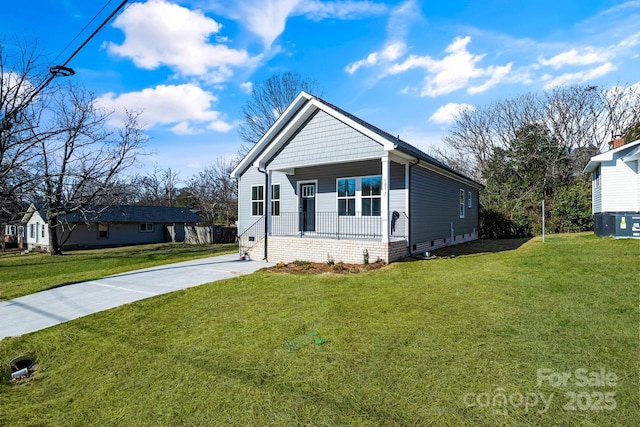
[231,92,483,264]
[22,204,202,251]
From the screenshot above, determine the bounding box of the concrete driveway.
[0,253,272,340]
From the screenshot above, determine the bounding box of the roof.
[23,205,202,224]
[231,91,483,189]
[583,138,640,173]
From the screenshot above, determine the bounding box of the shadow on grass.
[411,237,533,259]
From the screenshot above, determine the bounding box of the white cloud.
[429,103,475,125]
[388,36,512,97]
[95,84,233,134]
[106,0,260,81]
[240,81,254,94]
[345,41,407,74]
[468,63,512,94]
[344,1,418,75]
[298,0,388,20]
[538,47,610,69]
[203,0,387,48]
[544,62,616,88]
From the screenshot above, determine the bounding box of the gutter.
[257,167,268,261]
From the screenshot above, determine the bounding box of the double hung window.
[337,176,382,216]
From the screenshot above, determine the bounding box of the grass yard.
[0,233,638,426]
[0,243,237,300]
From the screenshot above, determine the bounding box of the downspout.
[407,158,419,254]
[257,166,268,261]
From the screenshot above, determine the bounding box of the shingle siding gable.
[267,110,385,170]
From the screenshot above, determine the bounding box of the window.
[251,185,264,216]
[594,166,601,187]
[41,224,45,238]
[139,223,154,232]
[361,176,381,216]
[468,191,472,209]
[337,178,356,216]
[459,189,465,218]
[29,224,35,239]
[98,223,109,239]
[271,184,280,216]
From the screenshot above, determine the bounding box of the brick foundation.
[245,236,409,264]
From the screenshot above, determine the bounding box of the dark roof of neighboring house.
[29,205,202,224]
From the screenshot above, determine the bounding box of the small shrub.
[275,262,286,269]
[331,262,346,272]
[293,260,312,270]
[363,249,369,265]
[326,254,335,266]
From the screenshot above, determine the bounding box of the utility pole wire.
[1,0,129,131]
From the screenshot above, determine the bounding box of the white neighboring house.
[23,207,49,250]
[583,137,640,238]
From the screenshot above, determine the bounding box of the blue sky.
[2,0,639,179]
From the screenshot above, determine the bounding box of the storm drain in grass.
[10,355,36,383]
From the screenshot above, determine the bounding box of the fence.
[182,226,237,244]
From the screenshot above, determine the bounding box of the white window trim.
[337,176,357,216]
[336,175,382,217]
[459,189,465,219]
[251,184,264,217]
[271,183,281,216]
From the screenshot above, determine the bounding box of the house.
[2,222,24,248]
[583,136,640,238]
[231,92,483,264]
[21,204,202,251]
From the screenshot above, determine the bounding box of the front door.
[299,183,316,232]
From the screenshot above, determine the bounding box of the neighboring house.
[21,204,202,251]
[231,92,483,264]
[583,136,640,238]
[2,222,23,248]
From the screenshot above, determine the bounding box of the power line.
[1,0,130,131]
[51,0,116,66]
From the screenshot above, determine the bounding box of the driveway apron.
[0,253,272,340]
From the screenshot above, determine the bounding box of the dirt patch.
[265,259,387,274]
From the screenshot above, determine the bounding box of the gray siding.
[268,110,385,170]
[58,222,176,249]
[592,168,602,214]
[410,166,479,245]
[238,166,267,233]
[389,161,406,214]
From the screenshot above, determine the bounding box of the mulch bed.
[265,260,387,274]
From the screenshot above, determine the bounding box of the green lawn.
[0,233,638,426]
[0,243,237,300]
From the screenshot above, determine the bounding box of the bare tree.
[185,157,238,226]
[438,84,640,181]
[131,164,181,206]
[237,72,323,156]
[0,38,53,231]
[30,85,146,255]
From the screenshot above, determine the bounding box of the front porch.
[238,211,409,264]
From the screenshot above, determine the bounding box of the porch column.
[381,156,390,243]
[266,169,272,235]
